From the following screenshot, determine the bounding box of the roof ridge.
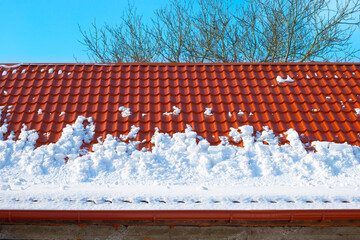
[0,62,360,67]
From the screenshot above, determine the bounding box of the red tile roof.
[0,63,359,147]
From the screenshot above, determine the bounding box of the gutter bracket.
[320,213,325,223]
[289,214,294,223]
[8,211,12,223]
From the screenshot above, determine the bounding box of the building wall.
[1,225,360,240]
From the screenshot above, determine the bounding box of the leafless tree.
[235,0,360,62]
[186,0,239,62]
[79,0,360,62]
[79,3,159,63]
[152,0,193,62]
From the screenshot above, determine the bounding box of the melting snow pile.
[0,116,360,210]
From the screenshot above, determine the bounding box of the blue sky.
[0,0,359,63]
[0,0,164,63]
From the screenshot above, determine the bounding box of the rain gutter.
[1,209,360,226]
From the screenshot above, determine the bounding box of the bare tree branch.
[79,0,360,63]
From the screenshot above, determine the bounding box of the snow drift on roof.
[0,116,359,210]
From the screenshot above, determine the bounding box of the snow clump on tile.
[355,108,360,115]
[276,75,294,83]
[0,64,21,68]
[204,108,213,116]
[38,109,43,115]
[237,110,245,116]
[172,106,181,115]
[229,126,255,143]
[120,125,140,140]
[119,106,131,117]
[163,106,181,116]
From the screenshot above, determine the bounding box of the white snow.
[276,75,294,83]
[238,110,245,116]
[38,109,43,115]
[119,106,131,117]
[228,112,232,117]
[59,112,65,117]
[0,116,359,210]
[48,68,54,74]
[127,125,140,139]
[172,106,181,115]
[229,127,242,143]
[355,108,360,115]
[58,70,63,75]
[163,106,181,116]
[204,108,213,116]
[2,71,7,76]
[3,90,8,95]
[21,69,26,74]
[0,64,21,68]
[12,69,17,74]
[120,125,140,140]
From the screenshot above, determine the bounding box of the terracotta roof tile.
[0,63,360,147]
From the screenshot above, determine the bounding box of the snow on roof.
[118,106,131,117]
[0,116,359,210]
[0,62,359,210]
[276,75,295,83]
